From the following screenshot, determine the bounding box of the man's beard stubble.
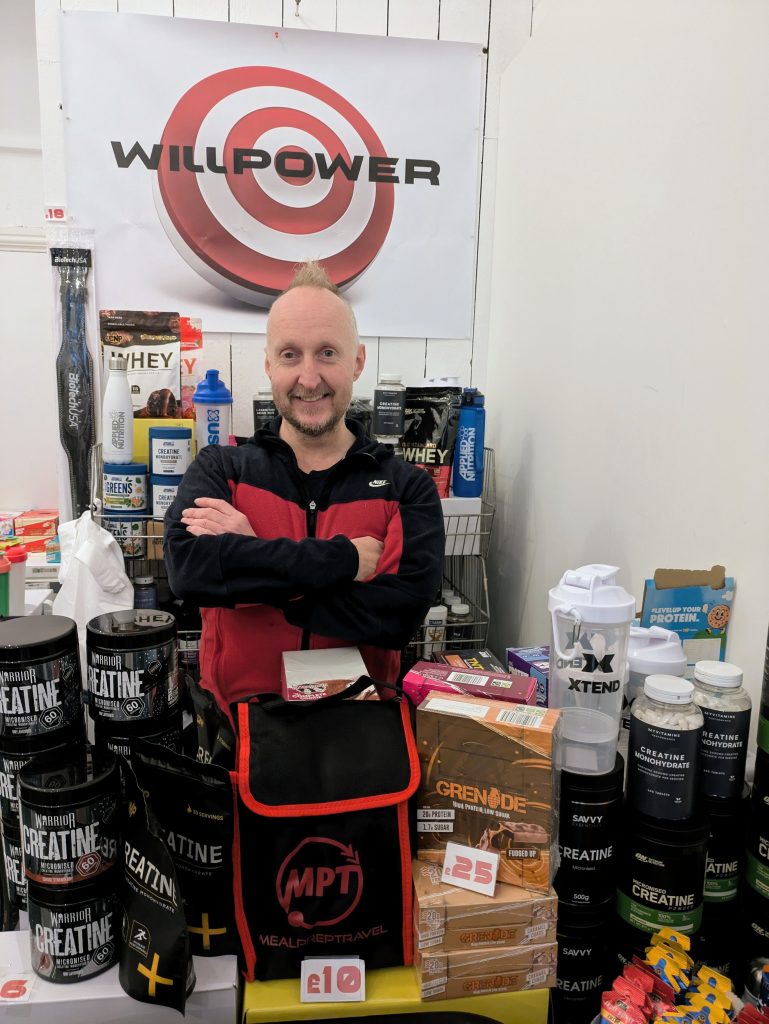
[275,390,346,438]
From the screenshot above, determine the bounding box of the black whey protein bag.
[182,675,236,769]
[132,740,237,956]
[232,678,420,981]
[401,386,460,497]
[119,761,195,1013]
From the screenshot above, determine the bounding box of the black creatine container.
[553,897,615,1024]
[746,780,769,902]
[86,610,178,724]
[19,745,119,886]
[93,711,182,762]
[758,624,769,754]
[616,811,708,961]
[555,754,624,905]
[0,722,85,823]
[1,818,27,914]
[703,789,748,906]
[753,747,769,809]
[27,871,119,983]
[0,616,83,739]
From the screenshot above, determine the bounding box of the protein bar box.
[412,860,557,953]
[431,649,505,672]
[507,645,550,707]
[416,692,560,893]
[414,942,557,1001]
[404,663,536,708]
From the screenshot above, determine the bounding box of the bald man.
[164,262,445,709]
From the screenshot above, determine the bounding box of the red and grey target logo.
[276,836,363,930]
[111,67,440,305]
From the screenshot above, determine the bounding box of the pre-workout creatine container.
[703,789,748,906]
[93,711,182,763]
[616,811,708,960]
[86,610,178,724]
[693,661,751,800]
[0,616,83,739]
[555,754,624,905]
[1,818,27,914]
[27,873,119,982]
[553,897,615,1024]
[19,746,119,886]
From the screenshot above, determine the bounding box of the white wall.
[486,0,769,713]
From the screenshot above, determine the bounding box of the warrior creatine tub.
[616,812,708,960]
[19,746,119,886]
[86,610,178,724]
[93,711,182,762]
[0,722,85,821]
[1,819,27,913]
[0,616,83,739]
[27,873,119,982]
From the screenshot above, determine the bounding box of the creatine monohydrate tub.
[0,722,84,822]
[19,746,119,886]
[553,897,615,1024]
[93,711,183,763]
[86,610,178,724]
[27,872,119,982]
[615,812,708,964]
[0,616,83,739]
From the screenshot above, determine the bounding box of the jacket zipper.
[301,498,317,650]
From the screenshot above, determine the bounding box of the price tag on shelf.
[0,973,35,1003]
[441,841,498,897]
[300,957,365,1003]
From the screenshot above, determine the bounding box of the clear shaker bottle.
[548,564,636,774]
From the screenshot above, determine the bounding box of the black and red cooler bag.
[232,679,419,981]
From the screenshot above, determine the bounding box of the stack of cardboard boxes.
[412,690,561,1001]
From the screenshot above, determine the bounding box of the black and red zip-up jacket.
[164,419,445,707]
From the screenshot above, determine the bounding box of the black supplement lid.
[27,868,120,908]
[0,616,78,664]
[561,752,624,798]
[19,745,118,808]
[86,609,176,649]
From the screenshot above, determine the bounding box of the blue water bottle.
[452,387,485,497]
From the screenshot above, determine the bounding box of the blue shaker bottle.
[452,388,485,497]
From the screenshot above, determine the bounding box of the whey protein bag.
[100,310,181,418]
[119,761,194,1013]
[132,740,237,957]
[181,676,236,769]
[401,387,461,497]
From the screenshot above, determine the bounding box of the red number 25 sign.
[441,841,499,897]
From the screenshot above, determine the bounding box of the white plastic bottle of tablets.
[628,674,703,820]
[693,660,751,800]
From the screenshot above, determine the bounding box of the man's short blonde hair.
[267,260,360,348]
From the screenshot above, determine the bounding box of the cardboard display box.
[412,860,557,952]
[506,646,550,707]
[416,692,559,893]
[431,649,506,672]
[414,942,557,1001]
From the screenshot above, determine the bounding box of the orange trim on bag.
[397,799,414,965]
[230,770,257,981]
[236,699,421,818]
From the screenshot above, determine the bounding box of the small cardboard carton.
[431,649,505,672]
[13,509,59,553]
[412,860,557,952]
[404,662,536,707]
[507,645,550,707]
[414,941,557,1001]
[281,647,378,702]
[416,692,559,893]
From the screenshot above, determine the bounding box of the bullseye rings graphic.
[153,67,395,306]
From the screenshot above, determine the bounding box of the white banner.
[59,13,482,338]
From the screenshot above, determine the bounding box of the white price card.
[44,205,67,222]
[0,972,35,1003]
[300,957,366,1003]
[441,841,499,897]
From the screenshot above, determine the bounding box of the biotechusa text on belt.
[415,693,559,893]
[0,615,83,739]
[86,610,178,724]
[18,747,119,886]
[27,877,119,983]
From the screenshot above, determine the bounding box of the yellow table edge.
[242,965,549,1024]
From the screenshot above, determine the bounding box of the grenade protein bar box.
[414,941,558,1001]
[412,860,557,952]
[416,692,560,893]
